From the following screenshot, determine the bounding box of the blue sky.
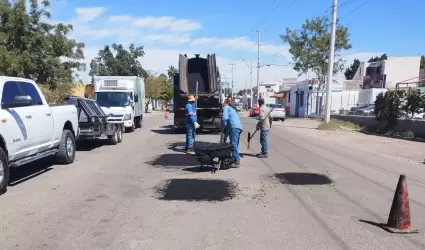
[46,0,424,87]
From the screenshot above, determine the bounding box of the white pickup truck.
[0,77,79,194]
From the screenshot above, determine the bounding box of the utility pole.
[324,0,338,124]
[229,63,236,98]
[244,77,248,109]
[243,59,253,108]
[253,29,265,102]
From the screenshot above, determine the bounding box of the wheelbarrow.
[193,143,233,173]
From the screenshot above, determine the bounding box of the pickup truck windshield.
[96,92,130,107]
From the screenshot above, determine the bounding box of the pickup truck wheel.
[56,130,76,164]
[108,132,118,145]
[0,148,9,195]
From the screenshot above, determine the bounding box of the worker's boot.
[256,152,268,158]
[231,161,240,168]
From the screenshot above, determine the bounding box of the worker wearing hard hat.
[185,95,199,152]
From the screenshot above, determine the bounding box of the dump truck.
[173,54,222,133]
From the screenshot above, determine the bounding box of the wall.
[331,114,425,136]
[383,57,421,89]
[357,88,387,106]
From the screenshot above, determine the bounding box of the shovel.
[247,128,259,150]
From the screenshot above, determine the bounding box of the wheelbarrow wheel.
[220,158,233,170]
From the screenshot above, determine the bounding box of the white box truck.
[93,76,145,133]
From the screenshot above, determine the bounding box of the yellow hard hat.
[187,95,195,101]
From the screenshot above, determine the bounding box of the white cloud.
[75,7,106,22]
[108,15,133,22]
[132,16,202,32]
[54,5,383,88]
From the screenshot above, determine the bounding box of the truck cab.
[93,77,145,133]
[0,76,79,194]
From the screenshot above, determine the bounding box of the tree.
[374,90,405,130]
[368,53,387,63]
[89,43,148,79]
[159,80,173,103]
[0,0,86,87]
[144,74,162,112]
[167,65,178,80]
[344,58,360,80]
[280,16,352,82]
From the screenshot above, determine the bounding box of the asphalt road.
[1,112,425,249]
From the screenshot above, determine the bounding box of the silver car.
[266,104,286,121]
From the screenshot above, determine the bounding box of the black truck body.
[173,54,222,132]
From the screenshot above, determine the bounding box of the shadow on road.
[76,140,107,151]
[9,158,55,186]
[167,141,216,153]
[274,172,333,185]
[146,153,200,168]
[240,153,257,158]
[153,178,237,202]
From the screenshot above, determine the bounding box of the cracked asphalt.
[1,112,425,250]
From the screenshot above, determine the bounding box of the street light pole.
[324,0,338,123]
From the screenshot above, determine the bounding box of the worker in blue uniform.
[222,100,243,167]
[185,95,197,152]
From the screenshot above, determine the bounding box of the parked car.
[266,103,286,121]
[62,96,124,145]
[250,105,260,117]
[0,76,79,194]
[355,104,375,116]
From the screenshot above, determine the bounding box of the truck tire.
[0,147,9,195]
[117,126,123,143]
[107,131,118,145]
[126,122,135,133]
[135,116,142,128]
[56,130,76,164]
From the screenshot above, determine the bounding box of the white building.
[252,81,281,105]
[288,79,361,117]
[353,56,421,89]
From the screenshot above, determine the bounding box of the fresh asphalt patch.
[273,172,334,185]
[153,178,238,202]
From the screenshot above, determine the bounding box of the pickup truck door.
[0,81,33,160]
[18,81,54,151]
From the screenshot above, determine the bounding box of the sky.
[42,0,425,89]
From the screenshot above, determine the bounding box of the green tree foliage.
[374,89,425,130]
[89,43,147,79]
[344,58,360,80]
[280,16,352,81]
[368,53,387,62]
[144,74,166,112]
[0,0,85,87]
[167,65,177,80]
[160,80,173,103]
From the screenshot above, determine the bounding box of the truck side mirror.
[134,93,139,102]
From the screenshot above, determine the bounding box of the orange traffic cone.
[381,175,419,234]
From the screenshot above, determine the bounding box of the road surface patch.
[153,178,238,202]
[274,172,334,185]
